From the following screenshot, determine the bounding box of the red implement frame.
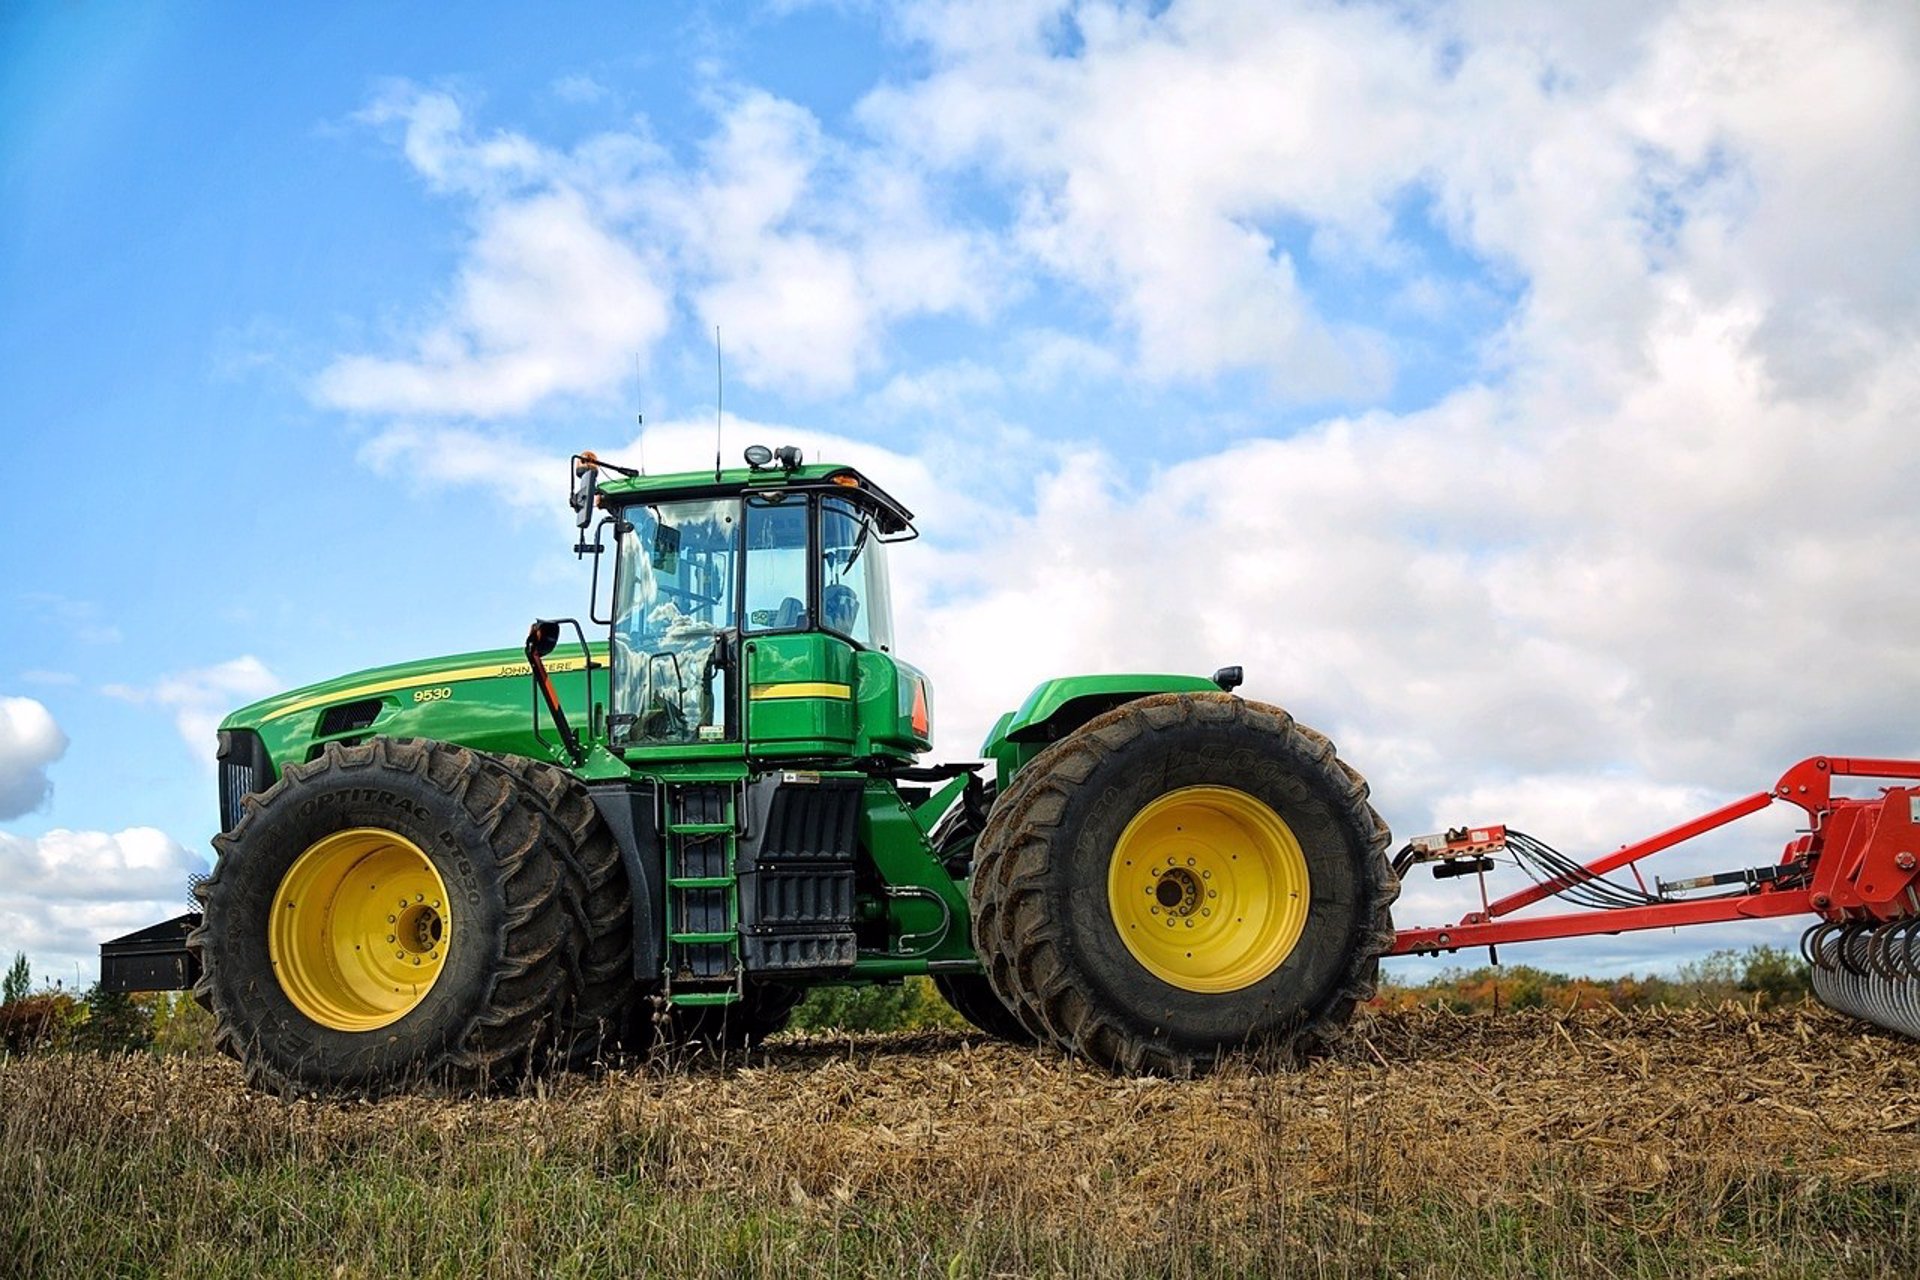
[1390,756,1920,957]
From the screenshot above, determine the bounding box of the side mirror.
[570,455,600,530]
[523,618,586,763]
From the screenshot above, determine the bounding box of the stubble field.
[3,1004,1917,1279]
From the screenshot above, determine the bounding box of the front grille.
[215,729,274,833]
[219,760,254,832]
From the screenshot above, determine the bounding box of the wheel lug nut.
[396,951,406,959]
[415,893,424,902]
[1201,870,1211,879]
[387,934,396,943]
[1150,907,1160,915]
[1185,919,1194,927]
[1186,857,1196,867]
[387,915,396,923]
[1208,890,1217,898]
[1201,908,1211,917]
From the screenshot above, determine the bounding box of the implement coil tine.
[1799,922,1824,970]
[1870,920,1903,982]
[1811,918,1920,1039]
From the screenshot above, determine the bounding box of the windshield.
[820,496,894,652]
[610,499,739,745]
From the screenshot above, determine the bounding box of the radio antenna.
[714,326,723,481]
[634,352,647,476]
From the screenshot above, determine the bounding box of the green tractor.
[102,445,1397,1094]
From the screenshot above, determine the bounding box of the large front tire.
[970,693,1397,1076]
[492,755,635,1067]
[189,738,572,1096]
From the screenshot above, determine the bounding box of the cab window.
[743,496,810,632]
[819,496,894,651]
[610,499,738,744]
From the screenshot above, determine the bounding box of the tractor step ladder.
[663,783,743,1006]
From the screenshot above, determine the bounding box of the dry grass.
[4,1004,1918,1278]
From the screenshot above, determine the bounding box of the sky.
[3,0,1918,989]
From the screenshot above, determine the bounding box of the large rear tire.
[932,972,1036,1045]
[970,692,1396,1076]
[189,738,572,1096]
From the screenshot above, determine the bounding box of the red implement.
[1390,756,1920,957]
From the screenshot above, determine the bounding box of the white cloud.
[1014,328,1123,387]
[0,826,201,904]
[866,0,1440,391]
[0,827,205,986]
[314,184,673,417]
[865,361,1006,417]
[20,593,122,645]
[316,82,998,414]
[0,697,69,821]
[357,413,996,541]
[357,423,558,512]
[865,0,1920,401]
[102,657,283,769]
[654,87,1000,396]
[551,73,609,105]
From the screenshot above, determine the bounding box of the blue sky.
[4,0,1919,987]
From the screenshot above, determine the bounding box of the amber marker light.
[910,679,930,738]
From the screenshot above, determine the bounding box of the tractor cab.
[577,446,932,763]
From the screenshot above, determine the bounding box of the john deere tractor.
[101,446,1397,1094]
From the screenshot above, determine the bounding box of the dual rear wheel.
[967,692,1398,1075]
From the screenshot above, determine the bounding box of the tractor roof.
[596,461,916,536]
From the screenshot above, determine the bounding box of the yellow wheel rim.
[268,828,452,1031]
[1107,786,1310,993]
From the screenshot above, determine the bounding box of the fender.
[585,780,665,980]
[979,673,1224,788]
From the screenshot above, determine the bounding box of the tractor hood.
[216,643,606,792]
[219,645,584,734]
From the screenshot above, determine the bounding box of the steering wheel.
[611,632,691,740]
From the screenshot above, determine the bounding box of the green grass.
[8,1124,1914,1280]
